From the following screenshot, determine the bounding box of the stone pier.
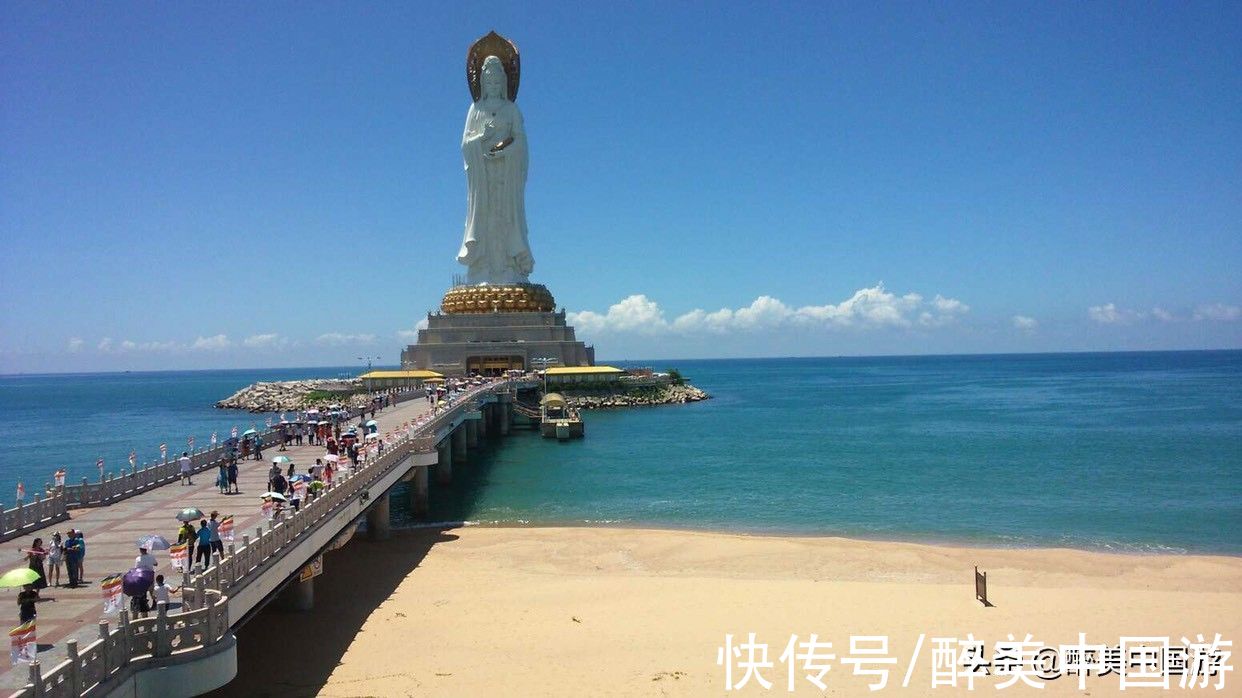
[408,466,430,517]
[437,440,453,485]
[366,493,391,541]
[452,426,468,461]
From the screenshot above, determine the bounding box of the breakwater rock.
[561,383,710,409]
[215,379,366,412]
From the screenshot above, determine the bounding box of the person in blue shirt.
[194,520,213,570]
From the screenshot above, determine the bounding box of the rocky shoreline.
[559,383,710,409]
[215,379,367,412]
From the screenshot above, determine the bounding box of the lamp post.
[358,356,380,394]
[532,356,557,394]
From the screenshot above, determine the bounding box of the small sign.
[299,556,323,582]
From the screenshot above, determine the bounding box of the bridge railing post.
[26,661,41,698]
[195,577,206,614]
[118,610,131,665]
[203,591,215,646]
[98,620,111,678]
[155,602,169,657]
[65,638,80,696]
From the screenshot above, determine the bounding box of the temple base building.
[400,283,595,376]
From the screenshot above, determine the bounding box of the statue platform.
[401,292,595,375]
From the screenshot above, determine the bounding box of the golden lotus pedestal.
[440,284,556,314]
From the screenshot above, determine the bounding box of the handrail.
[11,388,427,517]
[8,381,508,698]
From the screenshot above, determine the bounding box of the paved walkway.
[0,395,434,687]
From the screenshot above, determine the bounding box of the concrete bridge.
[1,378,536,698]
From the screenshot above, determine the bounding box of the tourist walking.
[195,520,212,569]
[179,451,193,485]
[217,462,228,494]
[47,532,63,587]
[253,435,264,461]
[208,511,224,557]
[72,531,86,585]
[227,460,239,494]
[25,538,48,590]
[17,584,53,625]
[176,520,195,569]
[62,530,81,587]
[134,545,158,606]
[152,575,179,610]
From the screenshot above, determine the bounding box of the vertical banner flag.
[97,457,104,474]
[188,436,195,449]
[9,622,35,664]
[261,499,274,520]
[169,544,189,572]
[53,469,66,488]
[219,515,234,543]
[128,451,136,468]
[160,443,167,460]
[101,574,123,614]
[231,426,238,439]
[210,432,218,446]
[15,482,24,502]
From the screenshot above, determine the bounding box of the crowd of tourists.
[12,384,464,626]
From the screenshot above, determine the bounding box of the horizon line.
[2,346,1239,378]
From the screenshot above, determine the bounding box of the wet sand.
[214,526,1242,696]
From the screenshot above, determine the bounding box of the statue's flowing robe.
[457,98,532,284]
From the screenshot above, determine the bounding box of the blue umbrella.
[289,474,312,482]
[136,535,171,551]
[242,428,259,437]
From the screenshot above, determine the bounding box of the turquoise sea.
[2,352,1240,554]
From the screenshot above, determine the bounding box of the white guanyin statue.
[457,33,533,286]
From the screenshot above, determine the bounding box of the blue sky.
[2,2,1239,372]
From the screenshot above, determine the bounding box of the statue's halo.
[467,31,520,102]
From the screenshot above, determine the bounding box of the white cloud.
[190,334,232,351]
[1012,315,1038,331]
[1152,307,1176,322]
[568,294,668,334]
[396,318,429,342]
[571,285,970,335]
[1087,303,1143,325]
[67,338,84,353]
[97,337,113,352]
[315,333,376,346]
[242,333,285,349]
[1193,303,1241,322]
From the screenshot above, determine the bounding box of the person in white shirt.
[152,575,179,608]
[179,452,193,485]
[134,547,157,571]
[134,547,158,606]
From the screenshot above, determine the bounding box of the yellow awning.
[359,370,444,380]
[543,365,625,376]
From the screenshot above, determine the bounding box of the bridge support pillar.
[366,493,391,541]
[478,405,490,439]
[277,576,314,611]
[437,441,453,485]
[500,403,510,435]
[466,419,479,448]
[452,426,468,462]
[409,466,429,518]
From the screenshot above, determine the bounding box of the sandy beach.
[218,526,1242,697]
